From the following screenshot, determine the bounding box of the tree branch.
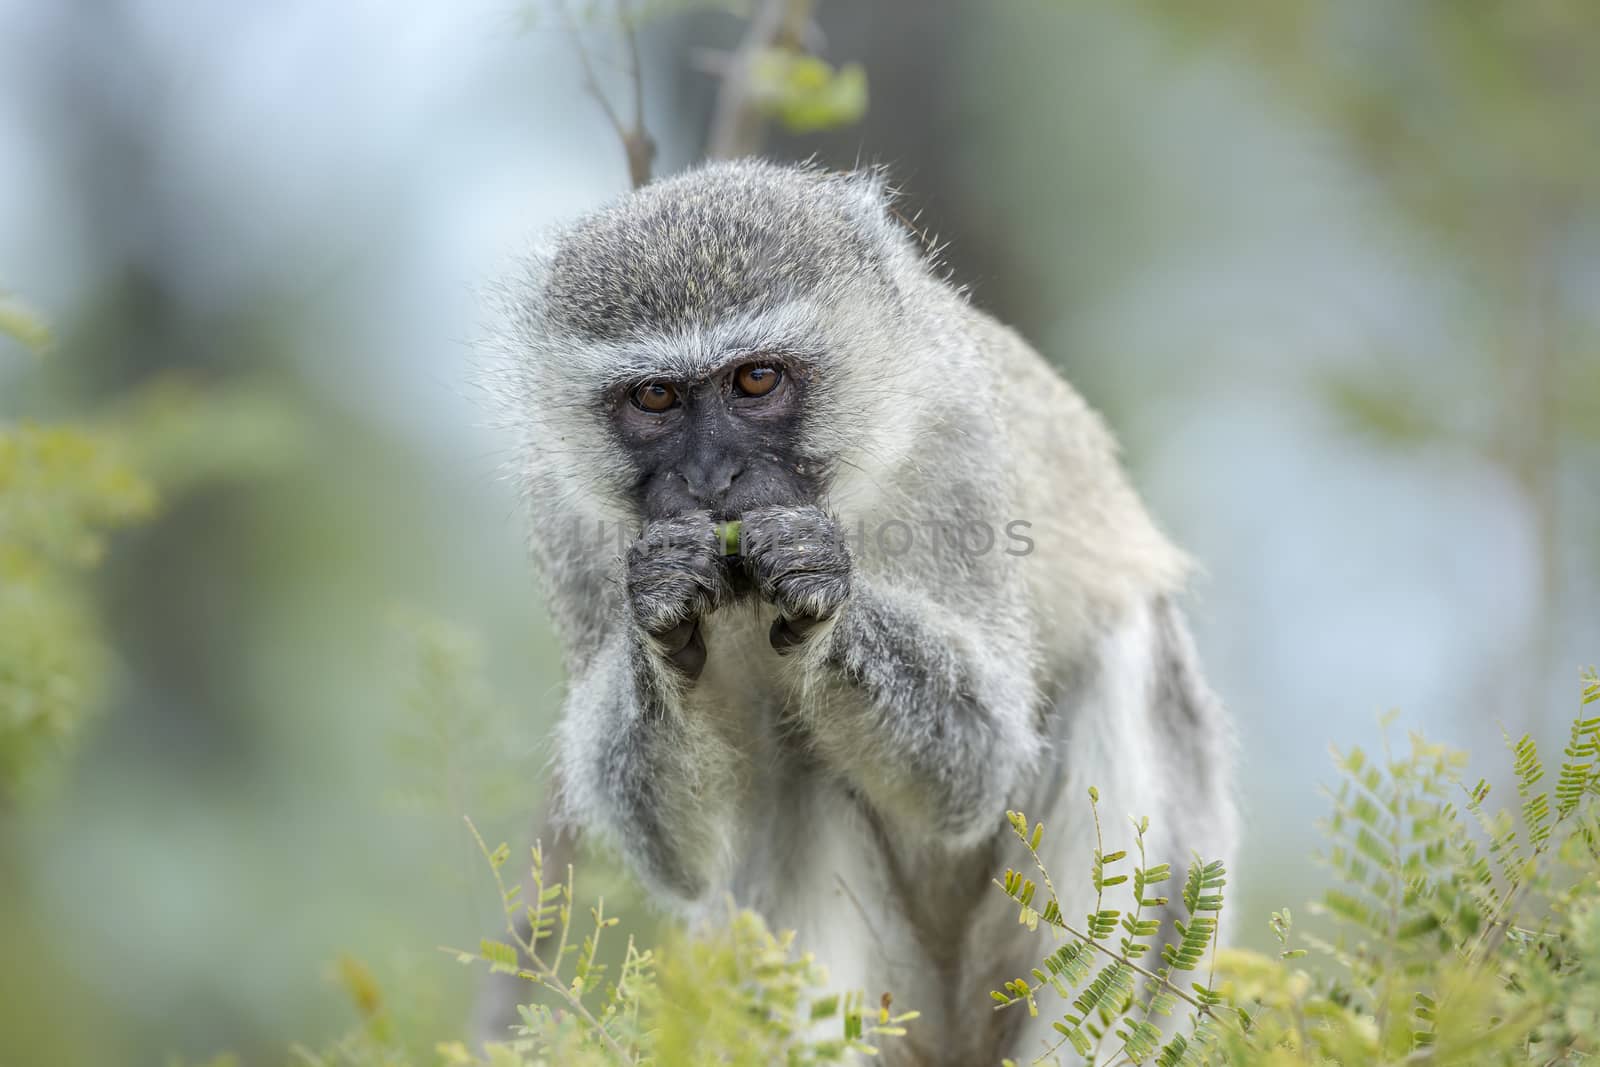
[558,0,656,188]
[706,0,814,159]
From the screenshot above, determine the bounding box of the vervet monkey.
[481,160,1236,1065]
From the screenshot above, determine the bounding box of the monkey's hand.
[738,504,853,654]
[625,512,729,680]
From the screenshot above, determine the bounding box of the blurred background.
[1,1,1596,1063]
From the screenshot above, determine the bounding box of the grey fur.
[481,159,1237,1065]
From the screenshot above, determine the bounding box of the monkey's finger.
[665,624,707,678]
[769,614,820,655]
[652,618,698,653]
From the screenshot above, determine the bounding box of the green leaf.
[479,939,519,975]
[747,50,868,134]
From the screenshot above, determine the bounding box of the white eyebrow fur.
[586,300,830,390]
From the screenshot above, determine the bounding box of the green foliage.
[993,797,1226,1065]
[0,383,302,798]
[451,818,917,1066]
[1,290,301,798]
[647,911,910,1065]
[180,624,1599,1066]
[294,817,916,1067]
[0,419,156,797]
[995,671,1600,1065]
[745,50,868,134]
[0,421,157,570]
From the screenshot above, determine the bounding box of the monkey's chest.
[694,609,1000,1064]
[726,780,1007,1067]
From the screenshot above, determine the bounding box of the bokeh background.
[1,1,1597,1063]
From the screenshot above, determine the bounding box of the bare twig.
[558,0,655,188]
[615,0,655,186]
[706,0,814,159]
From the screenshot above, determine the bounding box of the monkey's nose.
[682,460,743,503]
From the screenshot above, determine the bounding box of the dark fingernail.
[769,615,819,654]
[654,618,697,654]
[667,624,707,678]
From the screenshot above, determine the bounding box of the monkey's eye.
[734,363,782,398]
[631,382,680,413]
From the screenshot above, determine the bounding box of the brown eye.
[735,363,782,397]
[631,381,679,413]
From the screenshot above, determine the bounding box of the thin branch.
[562,2,626,137]
[557,0,655,188]
[460,816,636,1064]
[614,0,655,186]
[998,830,1212,1019]
[1104,822,1171,1067]
[832,872,893,963]
[620,0,646,134]
[1003,818,1217,1067]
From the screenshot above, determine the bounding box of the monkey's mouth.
[724,565,757,599]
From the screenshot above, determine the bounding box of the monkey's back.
[978,311,1190,627]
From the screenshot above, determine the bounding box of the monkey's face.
[607,352,825,523]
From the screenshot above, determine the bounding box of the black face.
[609,355,823,522]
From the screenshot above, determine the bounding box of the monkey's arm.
[555,513,746,903]
[741,506,1040,845]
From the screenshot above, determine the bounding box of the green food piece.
[716,519,742,556]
